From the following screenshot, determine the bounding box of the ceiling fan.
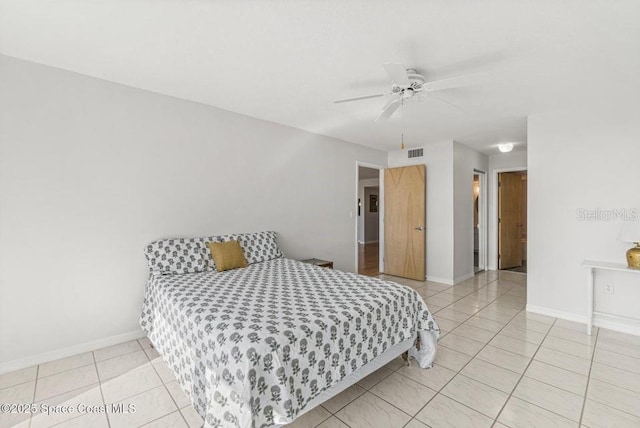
[334,63,476,121]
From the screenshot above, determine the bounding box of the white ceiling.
[1,1,639,154]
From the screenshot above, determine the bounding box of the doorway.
[473,171,487,273]
[498,170,527,272]
[357,166,381,276]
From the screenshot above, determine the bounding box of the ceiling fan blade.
[425,72,487,92]
[375,97,402,122]
[427,94,465,112]
[333,93,388,104]
[383,63,410,86]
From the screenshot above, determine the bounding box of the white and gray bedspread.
[140,258,439,428]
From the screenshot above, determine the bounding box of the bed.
[140,232,439,428]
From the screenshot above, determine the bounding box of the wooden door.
[384,165,426,280]
[498,172,523,269]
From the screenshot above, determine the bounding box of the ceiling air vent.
[408,148,423,159]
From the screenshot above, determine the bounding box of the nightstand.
[299,258,334,269]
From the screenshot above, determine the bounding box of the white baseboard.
[526,304,588,324]
[0,329,145,375]
[426,275,454,286]
[358,240,379,244]
[594,314,640,337]
[454,272,475,285]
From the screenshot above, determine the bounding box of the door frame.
[490,166,527,271]
[355,161,385,274]
[474,169,488,272]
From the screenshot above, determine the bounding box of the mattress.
[140,257,439,427]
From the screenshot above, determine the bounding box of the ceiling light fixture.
[498,143,514,153]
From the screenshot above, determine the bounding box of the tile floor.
[2,271,640,427]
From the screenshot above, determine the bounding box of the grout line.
[578,327,600,426]
[408,281,528,422]
[489,317,558,427]
[28,365,40,428]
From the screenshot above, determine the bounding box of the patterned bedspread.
[140,258,439,428]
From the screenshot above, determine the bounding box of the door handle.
[415,226,425,231]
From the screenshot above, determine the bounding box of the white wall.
[527,104,640,333]
[488,150,528,270]
[0,56,387,370]
[453,142,489,282]
[357,178,378,243]
[388,141,455,284]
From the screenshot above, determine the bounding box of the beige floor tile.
[587,378,640,417]
[165,380,192,408]
[441,374,509,418]
[101,364,162,404]
[433,318,459,336]
[598,329,640,347]
[384,356,406,371]
[434,346,473,371]
[356,367,392,390]
[497,397,575,428]
[35,365,98,401]
[96,350,150,381]
[439,287,473,298]
[396,363,457,391]
[336,392,411,428]
[534,347,591,376]
[593,348,640,375]
[460,358,520,393]
[31,384,103,428]
[524,360,587,396]
[438,333,486,356]
[404,419,429,428]
[582,398,640,428]
[589,362,640,394]
[513,376,583,421]
[316,416,350,428]
[321,384,366,413]
[500,324,546,345]
[38,352,94,378]
[554,319,590,333]
[507,317,553,334]
[54,412,109,428]
[462,316,505,333]
[93,340,143,362]
[138,337,153,349]
[515,312,556,326]
[144,347,161,360]
[0,382,34,428]
[151,359,178,384]
[180,406,203,428]
[447,301,483,316]
[141,411,188,428]
[597,336,640,359]
[285,406,331,428]
[476,345,531,374]
[548,326,597,347]
[0,413,30,428]
[490,334,539,358]
[426,294,460,307]
[451,324,495,343]
[370,372,437,415]
[108,385,177,428]
[436,308,472,323]
[542,336,594,360]
[415,393,493,428]
[0,366,37,389]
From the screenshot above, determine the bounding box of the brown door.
[498,172,523,269]
[384,165,426,280]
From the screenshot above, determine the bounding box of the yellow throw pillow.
[207,240,248,272]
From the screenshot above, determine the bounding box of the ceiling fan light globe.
[498,143,514,153]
